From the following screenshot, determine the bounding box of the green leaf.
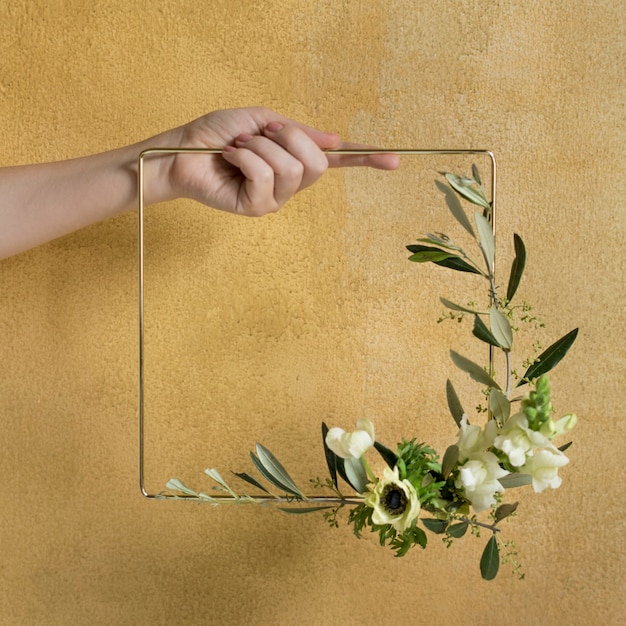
[475,211,495,270]
[450,350,501,390]
[558,441,573,453]
[448,521,469,538]
[279,506,337,514]
[441,297,480,314]
[343,457,368,494]
[498,473,533,489]
[422,518,448,534]
[166,478,198,497]
[443,172,491,211]
[490,306,513,350]
[446,379,465,428]
[488,388,511,422]
[518,328,579,386]
[473,315,501,347]
[506,234,526,302]
[480,535,500,580]
[441,444,459,479]
[250,446,303,497]
[471,163,482,186]
[204,468,238,497]
[321,422,338,488]
[409,249,457,263]
[494,502,518,524]
[435,179,475,237]
[407,245,481,274]
[374,440,399,469]
[232,471,270,494]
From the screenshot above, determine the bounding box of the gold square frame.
[137,148,497,502]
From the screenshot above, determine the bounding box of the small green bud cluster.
[521,375,552,430]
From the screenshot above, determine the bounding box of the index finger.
[325,142,401,170]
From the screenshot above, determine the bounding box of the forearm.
[0,131,176,260]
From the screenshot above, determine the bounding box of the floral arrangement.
[165,166,578,580]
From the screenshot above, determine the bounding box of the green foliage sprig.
[165,167,578,581]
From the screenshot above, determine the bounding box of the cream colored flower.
[539,413,578,439]
[522,447,570,493]
[365,466,421,531]
[456,414,498,461]
[325,418,375,459]
[493,413,552,467]
[455,451,509,512]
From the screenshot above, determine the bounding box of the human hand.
[147,107,400,216]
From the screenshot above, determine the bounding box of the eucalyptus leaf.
[441,444,459,479]
[518,328,579,386]
[446,379,465,428]
[488,388,511,422]
[422,518,448,534]
[506,234,526,302]
[232,471,270,494]
[498,473,533,488]
[443,172,491,211]
[374,440,398,469]
[255,444,303,497]
[473,315,501,347]
[490,306,513,350]
[441,298,480,314]
[494,502,518,524]
[475,211,495,271]
[448,521,469,538]
[450,350,501,390]
[480,535,500,580]
[343,457,368,494]
[435,179,475,237]
[321,422,338,488]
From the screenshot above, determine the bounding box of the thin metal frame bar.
[138,148,497,501]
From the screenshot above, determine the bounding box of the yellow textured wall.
[1,1,624,624]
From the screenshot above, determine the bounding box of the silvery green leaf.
[343,457,368,494]
[407,245,482,274]
[279,506,337,514]
[435,179,476,237]
[480,535,500,580]
[472,315,501,347]
[488,388,511,422]
[471,163,482,185]
[446,379,465,427]
[450,350,501,390]
[442,444,459,478]
[506,234,526,302]
[490,306,513,350]
[443,172,491,211]
[498,473,533,488]
[441,298,480,314]
[254,444,303,497]
[165,478,198,497]
[204,468,238,497]
[475,211,495,271]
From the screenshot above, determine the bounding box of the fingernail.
[265,121,283,133]
[236,133,253,143]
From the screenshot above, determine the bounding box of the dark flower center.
[382,484,407,515]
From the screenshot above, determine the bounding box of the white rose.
[522,447,570,493]
[455,451,509,512]
[494,413,552,467]
[325,418,375,459]
[365,466,421,531]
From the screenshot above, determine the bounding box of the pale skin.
[0,107,399,260]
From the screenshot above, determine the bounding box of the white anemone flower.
[325,418,375,459]
[522,447,570,493]
[455,451,509,512]
[365,466,421,531]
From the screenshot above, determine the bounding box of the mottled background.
[1,1,624,624]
